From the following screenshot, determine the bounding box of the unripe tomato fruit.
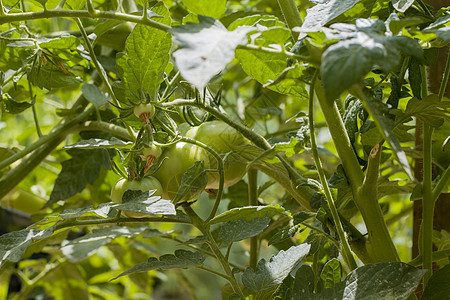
[133,103,155,121]
[186,121,248,189]
[110,176,163,218]
[153,142,210,201]
[143,145,162,158]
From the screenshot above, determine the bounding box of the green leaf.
[170,15,252,89]
[400,95,450,128]
[113,250,206,279]
[236,50,308,97]
[47,149,110,207]
[38,35,81,50]
[321,19,422,101]
[316,262,425,299]
[81,83,108,107]
[392,0,414,13]
[422,262,450,299]
[173,160,208,204]
[41,262,89,300]
[116,190,176,215]
[116,3,171,102]
[1,94,35,114]
[0,227,55,264]
[64,138,133,149]
[28,62,83,90]
[61,226,148,262]
[209,205,287,225]
[320,258,342,289]
[242,243,311,291]
[182,0,226,18]
[218,215,270,243]
[292,264,315,299]
[301,0,376,32]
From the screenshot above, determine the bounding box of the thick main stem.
[315,82,399,262]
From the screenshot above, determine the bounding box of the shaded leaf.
[242,243,311,291]
[209,205,287,225]
[422,263,450,300]
[81,83,108,107]
[321,19,422,101]
[171,15,252,89]
[64,138,133,149]
[0,227,55,264]
[173,160,208,204]
[292,264,315,299]
[28,62,82,90]
[113,250,206,279]
[320,258,342,289]
[218,215,270,243]
[2,94,35,114]
[61,226,149,262]
[47,149,110,207]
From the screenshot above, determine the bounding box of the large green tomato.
[110,176,163,218]
[186,121,248,189]
[153,142,210,201]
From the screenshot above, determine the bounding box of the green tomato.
[143,144,162,158]
[1,189,46,215]
[133,103,155,121]
[186,121,249,189]
[110,176,163,218]
[153,142,210,201]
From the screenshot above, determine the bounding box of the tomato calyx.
[134,103,155,124]
[140,145,162,173]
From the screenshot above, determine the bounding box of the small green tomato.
[110,176,163,218]
[133,103,155,122]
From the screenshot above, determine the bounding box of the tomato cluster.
[111,121,249,212]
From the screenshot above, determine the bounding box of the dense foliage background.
[0,0,450,299]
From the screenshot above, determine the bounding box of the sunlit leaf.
[171,16,252,89]
[113,250,206,279]
[242,243,311,291]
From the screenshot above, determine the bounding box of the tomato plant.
[0,0,450,299]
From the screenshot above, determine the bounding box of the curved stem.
[0,9,170,31]
[277,0,302,40]
[309,72,357,271]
